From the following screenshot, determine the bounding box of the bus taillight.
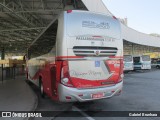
[61,61,73,87]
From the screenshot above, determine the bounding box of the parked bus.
[133,55,151,70]
[123,55,134,71]
[26,10,123,102]
[151,58,160,69]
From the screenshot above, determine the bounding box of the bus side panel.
[27,59,57,99]
[40,64,52,97]
[27,59,42,86]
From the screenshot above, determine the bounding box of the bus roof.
[28,10,121,49]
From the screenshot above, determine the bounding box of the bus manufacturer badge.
[95,50,100,56]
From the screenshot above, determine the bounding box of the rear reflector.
[66,96,72,99]
[78,94,83,97]
[112,90,115,93]
[119,90,122,93]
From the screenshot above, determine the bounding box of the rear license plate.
[92,93,104,99]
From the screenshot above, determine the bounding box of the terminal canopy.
[0,0,86,55]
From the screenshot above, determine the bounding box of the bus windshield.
[124,55,132,62]
[142,55,150,61]
[133,57,140,63]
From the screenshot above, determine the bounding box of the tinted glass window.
[67,12,121,39]
[28,20,58,59]
[133,57,140,63]
[142,55,150,61]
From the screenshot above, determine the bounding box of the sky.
[102,0,160,34]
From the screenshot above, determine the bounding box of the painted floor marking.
[72,106,95,120]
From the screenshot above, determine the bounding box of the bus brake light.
[66,96,72,99]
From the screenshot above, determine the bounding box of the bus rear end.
[141,55,151,70]
[57,10,123,102]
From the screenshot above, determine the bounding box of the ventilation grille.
[73,46,118,57]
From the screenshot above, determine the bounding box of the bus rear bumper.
[58,81,123,102]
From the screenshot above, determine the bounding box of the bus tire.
[39,78,45,98]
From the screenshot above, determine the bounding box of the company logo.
[95,51,100,56]
[76,36,115,42]
[1,112,42,118]
[2,112,11,117]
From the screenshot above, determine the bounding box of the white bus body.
[124,55,134,71]
[27,10,123,102]
[133,55,151,70]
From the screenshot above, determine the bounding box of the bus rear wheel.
[39,78,45,98]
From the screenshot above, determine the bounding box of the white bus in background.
[133,55,151,70]
[26,10,123,102]
[123,55,134,71]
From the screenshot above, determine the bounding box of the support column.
[1,48,5,60]
[1,48,5,82]
[131,43,134,55]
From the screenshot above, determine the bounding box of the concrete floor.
[0,76,37,120]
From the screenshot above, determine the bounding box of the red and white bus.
[26,10,123,102]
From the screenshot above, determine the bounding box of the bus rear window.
[66,12,121,39]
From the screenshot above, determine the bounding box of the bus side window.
[28,20,58,59]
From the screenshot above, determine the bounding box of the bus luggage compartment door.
[50,65,57,96]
